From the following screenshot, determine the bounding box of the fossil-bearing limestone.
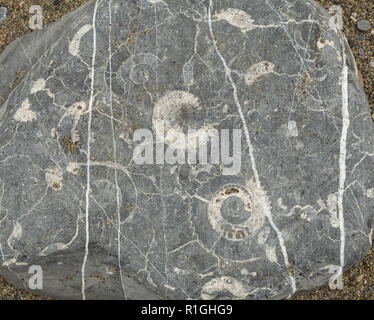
[0,0,373,300]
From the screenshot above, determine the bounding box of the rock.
[357,20,372,32]
[356,274,365,283]
[0,0,373,300]
[0,7,7,23]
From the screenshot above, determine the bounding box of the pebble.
[356,274,365,283]
[357,20,372,32]
[0,7,7,23]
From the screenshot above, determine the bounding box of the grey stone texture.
[0,0,373,300]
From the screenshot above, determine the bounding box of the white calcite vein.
[108,0,127,300]
[81,0,100,301]
[208,0,296,296]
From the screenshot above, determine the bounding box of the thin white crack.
[263,0,323,107]
[81,0,99,301]
[17,39,32,66]
[207,0,296,295]
[323,13,350,291]
[151,1,171,299]
[108,0,127,300]
[336,30,349,289]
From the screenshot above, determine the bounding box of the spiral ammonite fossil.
[105,51,161,96]
[191,178,269,261]
[152,90,213,150]
[208,183,266,241]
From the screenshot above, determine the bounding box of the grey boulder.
[0,0,373,300]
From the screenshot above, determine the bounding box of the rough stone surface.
[357,20,372,32]
[0,0,373,300]
[0,7,7,23]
